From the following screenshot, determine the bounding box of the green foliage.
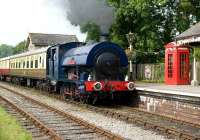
[80,22,101,42]
[108,0,166,51]
[0,40,26,58]
[194,48,200,60]
[107,0,200,63]
[0,107,32,140]
[13,40,27,54]
[0,44,13,58]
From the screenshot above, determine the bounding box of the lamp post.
[126,32,136,81]
[191,3,200,86]
[191,48,198,86]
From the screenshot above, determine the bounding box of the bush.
[194,48,200,60]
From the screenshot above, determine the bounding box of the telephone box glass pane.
[180,53,187,80]
[168,54,173,78]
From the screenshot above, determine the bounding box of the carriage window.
[42,59,44,68]
[31,61,33,68]
[23,61,25,68]
[53,54,57,61]
[27,61,29,68]
[52,49,56,61]
[35,60,38,68]
[19,62,21,69]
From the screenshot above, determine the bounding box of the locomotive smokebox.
[95,52,120,80]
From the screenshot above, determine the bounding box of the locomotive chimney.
[100,33,109,42]
[86,33,109,44]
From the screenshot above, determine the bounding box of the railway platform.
[135,82,200,104]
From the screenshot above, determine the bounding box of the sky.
[0,0,86,46]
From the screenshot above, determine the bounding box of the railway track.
[0,86,123,140]
[39,91,200,140]
[0,97,52,140]
[90,106,200,140]
[1,82,200,140]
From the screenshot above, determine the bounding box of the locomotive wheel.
[69,85,76,101]
[85,95,91,104]
[79,95,86,104]
[60,86,66,100]
[92,96,98,105]
[70,94,75,101]
[63,87,71,99]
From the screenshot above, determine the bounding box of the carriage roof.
[9,47,49,59]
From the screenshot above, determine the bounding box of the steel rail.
[0,95,62,140]
[81,103,200,140]
[42,93,200,140]
[0,85,124,140]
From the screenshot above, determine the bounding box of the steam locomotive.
[0,41,134,104]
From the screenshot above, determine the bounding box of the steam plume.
[55,0,114,33]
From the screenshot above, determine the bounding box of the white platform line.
[136,87,200,98]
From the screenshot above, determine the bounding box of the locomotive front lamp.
[127,82,135,91]
[93,82,103,91]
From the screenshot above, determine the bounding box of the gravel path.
[0,82,171,140]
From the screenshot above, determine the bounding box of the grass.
[0,106,32,140]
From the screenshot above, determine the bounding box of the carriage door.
[50,48,58,79]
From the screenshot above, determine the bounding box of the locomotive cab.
[46,42,85,90]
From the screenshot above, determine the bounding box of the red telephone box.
[165,42,190,85]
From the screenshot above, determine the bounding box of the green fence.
[129,63,165,82]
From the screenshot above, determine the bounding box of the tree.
[108,0,164,56]
[80,22,101,42]
[0,44,13,58]
[194,48,200,60]
[107,0,200,63]
[13,40,26,54]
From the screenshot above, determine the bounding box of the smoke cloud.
[54,0,114,33]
